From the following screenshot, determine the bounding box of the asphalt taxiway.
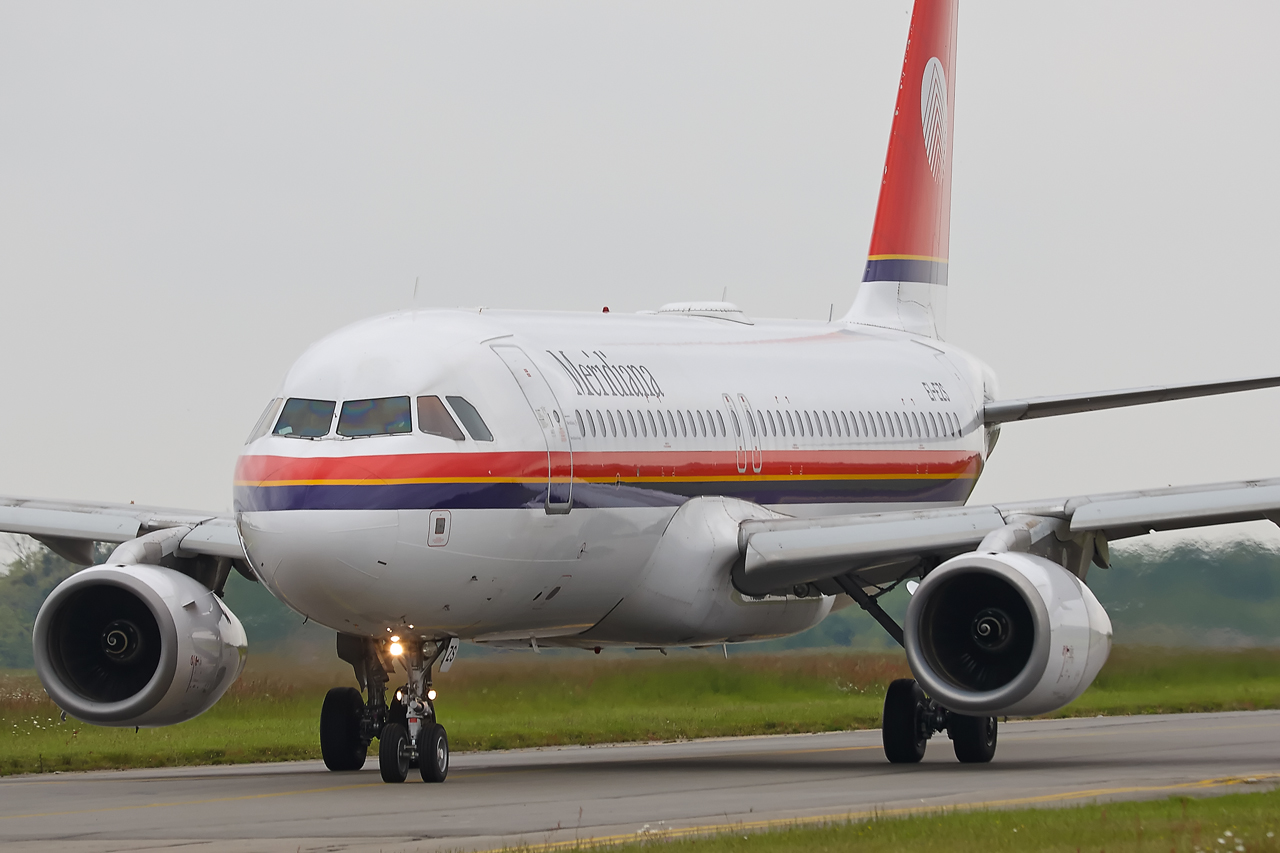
[2,710,1278,852]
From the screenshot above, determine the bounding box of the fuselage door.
[737,393,763,474]
[492,345,573,514]
[722,393,748,475]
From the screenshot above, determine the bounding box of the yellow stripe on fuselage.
[866,253,949,263]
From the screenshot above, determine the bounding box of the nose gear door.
[492,345,574,514]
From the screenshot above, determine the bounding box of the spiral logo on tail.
[920,57,948,182]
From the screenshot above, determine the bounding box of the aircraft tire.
[419,724,449,783]
[950,714,998,763]
[882,678,928,764]
[379,722,411,783]
[320,687,368,772]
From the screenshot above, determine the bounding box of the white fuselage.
[235,306,994,648]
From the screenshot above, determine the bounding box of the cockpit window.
[246,398,283,444]
[446,396,494,441]
[337,396,412,437]
[274,398,335,438]
[417,396,465,440]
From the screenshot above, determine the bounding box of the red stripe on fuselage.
[235,449,982,484]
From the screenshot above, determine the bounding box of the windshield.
[273,398,335,438]
[446,396,494,441]
[246,398,283,444]
[417,396,465,440]
[338,396,412,437]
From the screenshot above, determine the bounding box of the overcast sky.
[2,1,1278,547]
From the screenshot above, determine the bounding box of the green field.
[4,646,1280,777]
[566,787,1280,853]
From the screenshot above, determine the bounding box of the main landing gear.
[321,634,452,783]
[881,678,997,764]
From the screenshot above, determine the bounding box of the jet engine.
[904,552,1112,717]
[32,563,247,727]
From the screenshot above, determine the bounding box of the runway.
[2,710,1278,853]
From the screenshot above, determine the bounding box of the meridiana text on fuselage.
[547,350,664,400]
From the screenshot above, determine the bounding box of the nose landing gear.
[881,678,998,764]
[321,633,454,783]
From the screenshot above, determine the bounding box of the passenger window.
[857,411,867,437]
[628,410,638,437]
[803,411,814,436]
[840,411,851,437]
[730,410,742,437]
[766,410,776,436]
[677,410,688,437]
[695,410,705,436]
[247,397,283,444]
[607,410,618,437]
[576,410,589,438]
[822,411,832,436]
[417,396,465,440]
[873,412,883,437]
[647,410,659,437]
[784,411,795,436]
[716,411,726,436]
[442,397,493,441]
[274,398,336,438]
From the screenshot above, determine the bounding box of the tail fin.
[845,0,958,339]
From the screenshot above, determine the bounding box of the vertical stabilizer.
[845,0,958,339]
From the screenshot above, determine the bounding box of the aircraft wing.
[984,374,1280,424]
[735,477,1280,596]
[0,495,242,566]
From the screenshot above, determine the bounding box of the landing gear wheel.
[950,714,998,763]
[379,723,412,783]
[882,678,928,764]
[387,695,418,769]
[320,687,367,772]
[418,724,449,783]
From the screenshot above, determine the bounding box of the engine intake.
[905,552,1111,716]
[33,564,247,727]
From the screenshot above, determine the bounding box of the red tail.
[846,0,958,338]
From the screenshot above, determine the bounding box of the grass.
[2,646,1280,777]
[559,788,1280,853]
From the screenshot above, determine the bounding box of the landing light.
[390,635,401,642]
[427,689,437,701]
[395,689,403,702]
[389,642,404,656]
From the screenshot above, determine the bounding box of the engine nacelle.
[904,552,1112,717]
[33,564,248,727]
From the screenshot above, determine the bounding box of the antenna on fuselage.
[412,275,420,304]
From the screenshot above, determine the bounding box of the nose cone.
[238,509,398,629]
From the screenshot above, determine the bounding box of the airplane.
[6,0,1280,785]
